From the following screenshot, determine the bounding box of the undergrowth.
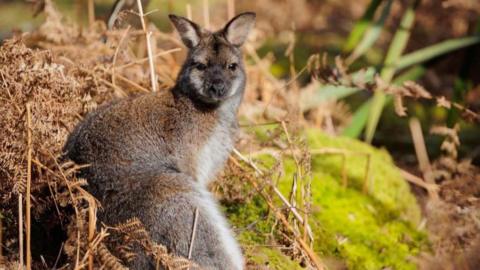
[225,128,427,270]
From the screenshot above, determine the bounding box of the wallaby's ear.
[222,12,256,47]
[168,14,203,49]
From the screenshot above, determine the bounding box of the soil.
[417,158,480,269]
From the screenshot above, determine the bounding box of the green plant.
[227,128,427,269]
[305,1,480,142]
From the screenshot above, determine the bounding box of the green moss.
[246,246,305,270]
[224,195,305,268]
[225,128,428,269]
[305,129,421,224]
[225,196,271,245]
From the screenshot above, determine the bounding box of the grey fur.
[64,13,256,270]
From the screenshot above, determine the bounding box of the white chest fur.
[195,184,244,269]
[195,123,233,185]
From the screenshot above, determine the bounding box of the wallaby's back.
[65,91,220,197]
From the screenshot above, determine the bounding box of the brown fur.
[64,13,256,269]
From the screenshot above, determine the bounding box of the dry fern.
[97,244,129,270]
[108,218,202,270]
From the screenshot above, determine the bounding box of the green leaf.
[300,85,361,112]
[342,99,372,138]
[343,0,384,52]
[300,67,377,112]
[365,0,421,143]
[396,36,480,70]
[347,0,394,64]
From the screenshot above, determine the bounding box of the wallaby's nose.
[210,80,226,97]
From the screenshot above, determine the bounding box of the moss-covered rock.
[225,128,428,269]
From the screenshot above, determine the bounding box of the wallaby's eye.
[228,63,238,71]
[194,62,207,71]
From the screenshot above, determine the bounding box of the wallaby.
[64,12,256,270]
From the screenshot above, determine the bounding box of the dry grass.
[0,1,318,268]
[0,1,185,268]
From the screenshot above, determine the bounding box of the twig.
[288,173,298,220]
[53,242,64,270]
[87,197,96,270]
[309,148,372,191]
[186,4,192,21]
[100,67,150,93]
[78,229,110,269]
[245,44,283,89]
[30,157,96,268]
[362,154,372,194]
[113,48,181,70]
[188,208,199,263]
[58,56,127,97]
[87,0,95,27]
[25,102,32,270]
[400,169,439,199]
[18,194,23,270]
[144,9,159,17]
[76,66,127,97]
[115,73,151,93]
[48,152,82,269]
[239,120,285,128]
[280,121,301,173]
[341,154,348,187]
[106,0,122,28]
[232,149,316,261]
[106,30,184,47]
[279,121,314,244]
[409,118,440,200]
[203,0,210,29]
[136,0,158,92]
[112,26,131,87]
[303,173,312,246]
[230,157,324,270]
[234,149,294,212]
[0,215,2,262]
[243,146,435,196]
[251,45,308,116]
[409,118,432,177]
[227,0,235,20]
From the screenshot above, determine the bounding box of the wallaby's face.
[170,13,255,105]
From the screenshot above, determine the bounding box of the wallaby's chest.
[194,121,235,185]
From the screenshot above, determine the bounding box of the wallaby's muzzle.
[200,76,240,104]
[209,79,226,98]
[202,68,232,103]
[198,83,229,104]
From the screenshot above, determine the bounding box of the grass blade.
[301,85,361,112]
[343,64,426,138]
[365,0,421,143]
[300,67,377,112]
[396,35,480,70]
[343,0,384,52]
[342,99,372,137]
[347,0,394,64]
[447,20,480,126]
